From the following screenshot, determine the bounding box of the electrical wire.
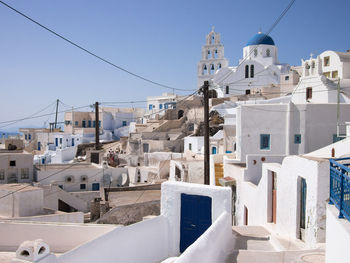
[0,1,194,92]
[218,0,297,84]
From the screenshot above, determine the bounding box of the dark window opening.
[245,65,249,78]
[250,65,254,78]
[9,160,16,167]
[225,86,229,94]
[306,87,312,100]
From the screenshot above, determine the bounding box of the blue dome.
[246,33,275,46]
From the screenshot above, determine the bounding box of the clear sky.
[1,0,350,130]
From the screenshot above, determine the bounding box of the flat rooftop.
[108,190,161,208]
[0,184,42,193]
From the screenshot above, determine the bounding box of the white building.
[36,163,129,192]
[146,93,178,119]
[0,139,34,184]
[210,32,290,98]
[184,130,224,155]
[292,50,350,104]
[197,27,229,89]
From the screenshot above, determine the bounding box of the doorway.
[299,178,307,240]
[272,171,277,224]
[180,193,212,253]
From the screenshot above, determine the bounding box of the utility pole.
[95,102,100,150]
[54,99,59,129]
[203,81,210,185]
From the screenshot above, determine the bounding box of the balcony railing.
[329,157,350,221]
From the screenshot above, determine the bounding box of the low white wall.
[325,205,350,263]
[7,212,84,224]
[0,221,116,252]
[57,215,169,263]
[175,212,234,263]
[161,181,232,256]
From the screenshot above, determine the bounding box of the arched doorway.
[178,110,184,119]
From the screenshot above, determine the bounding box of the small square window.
[122,121,127,126]
[260,134,270,150]
[9,160,16,167]
[285,76,289,81]
[294,134,301,144]
[149,104,153,110]
[75,121,79,126]
[80,184,86,190]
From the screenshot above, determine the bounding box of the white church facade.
[197,29,291,97]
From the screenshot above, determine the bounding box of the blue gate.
[180,193,212,253]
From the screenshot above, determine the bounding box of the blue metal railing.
[329,158,350,221]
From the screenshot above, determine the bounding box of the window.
[28,134,31,140]
[323,72,330,78]
[75,121,79,126]
[37,142,41,151]
[59,138,62,145]
[226,86,229,95]
[189,143,192,151]
[245,65,249,78]
[58,185,63,189]
[245,89,251,95]
[210,64,215,74]
[25,134,27,140]
[218,64,221,69]
[260,134,270,150]
[93,121,96,127]
[72,138,75,146]
[98,121,101,128]
[285,76,289,81]
[159,104,163,110]
[254,49,258,57]
[122,121,127,126]
[55,138,58,146]
[88,120,92,127]
[80,184,86,190]
[143,143,149,153]
[332,71,338,78]
[0,169,5,180]
[294,134,301,144]
[21,168,29,179]
[306,87,312,100]
[203,65,207,75]
[82,120,86,128]
[10,160,16,167]
[266,49,270,57]
[165,104,168,109]
[324,56,330,66]
[250,65,254,78]
[92,183,100,191]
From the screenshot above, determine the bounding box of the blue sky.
[1,0,349,130]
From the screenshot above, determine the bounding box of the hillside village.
[1,10,350,263]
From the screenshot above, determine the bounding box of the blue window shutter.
[260,134,270,150]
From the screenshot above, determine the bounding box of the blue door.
[92,183,100,191]
[212,147,217,154]
[55,138,58,146]
[37,142,41,151]
[71,138,75,146]
[180,193,212,253]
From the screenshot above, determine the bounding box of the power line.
[218,0,297,84]
[0,1,194,92]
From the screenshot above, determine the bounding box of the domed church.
[197,29,290,98]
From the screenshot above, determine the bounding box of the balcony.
[329,157,350,221]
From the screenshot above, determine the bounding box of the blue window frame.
[28,134,31,140]
[122,121,127,126]
[149,104,153,110]
[55,138,58,147]
[25,134,27,140]
[59,138,62,145]
[159,104,163,109]
[80,184,86,190]
[165,104,168,109]
[72,138,75,146]
[75,121,79,126]
[93,121,96,127]
[98,121,101,128]
[82,120,86,128]
[260,134,270,150]
[294,134,301,144]
[37,142,41,151]
[88,120,92,127]
[92,183,100,191]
